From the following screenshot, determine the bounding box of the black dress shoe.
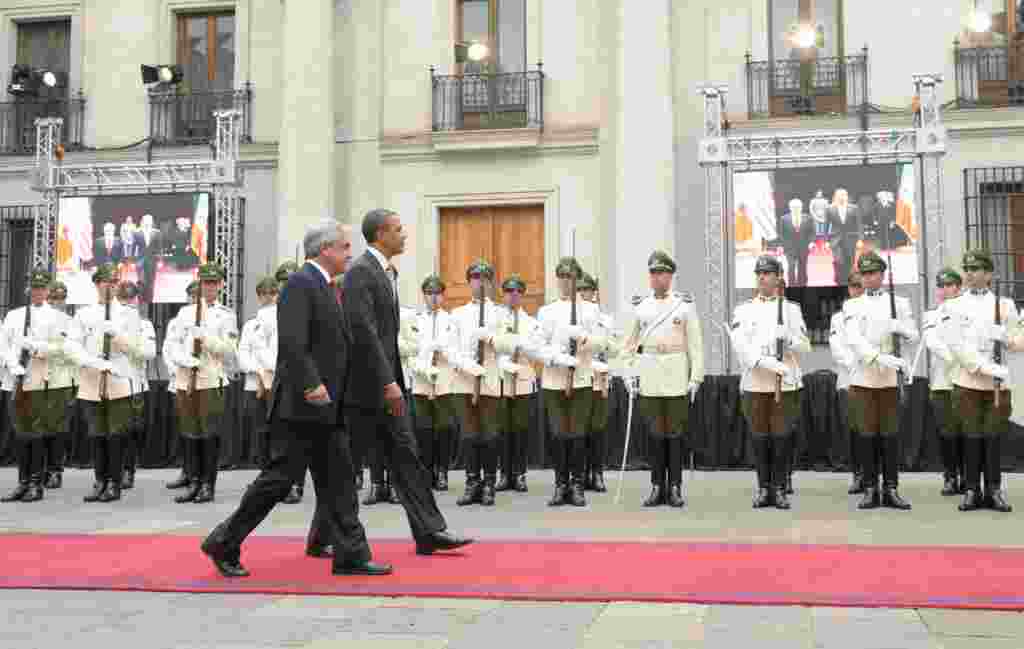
[547,483,567,507]
[642,485,663,507]
[494,474,511,492]
[514,474,528,492]
[666,484,685,508]
[282,484,303,504]
[940,476,958,497]
[857,486,880,509]
[1,483,29,503]
[192,483,215,503]
[569,482,586,507]
[332,560,393,576]
[21,482,43,503]
[881,487,911,511]
[166,471,190,489]
[362,484,385,506]
[46,473,63,489]
[306,545,335,558]
[959,489,981,512]
[752,487,773,509]
[98,482,121,503]
[774,487,791,510]
[200,537,249,578]
[436,472,448,492]
[989,489,1013,513]
[847,474,865,495]
[175,481,200,503]
[84,481,107,503]
[355,473,364,490]
[415,530,474,555]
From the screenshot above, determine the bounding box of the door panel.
[438,204,544,313]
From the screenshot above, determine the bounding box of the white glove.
[419,365,440,379]
[25,339,51,355]
[553,353,578,368]
[564,325,586,341]
[892,319,917,339]
[469,327,491,344]
[8,363,25,377]
[688,381,701,402]
[92,359,113,373]
[988,324,1009,344]
[186,324,209,341]
[591,360,610,374]
[979,362,1010,382]
[462,362,486,377]
[498,358,522,375]
[96,320,119,336]
[8,333,27,351]
[876,354,907,372]
[501,334,523,350]
[758,357,789,376]
[178,356,201,369]
[423,339,444,354]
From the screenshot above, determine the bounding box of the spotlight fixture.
[970,9,992,33]
[795,25,816,49]
[7,64,60,96]
[140,64,183,86]
[454,41,490,64]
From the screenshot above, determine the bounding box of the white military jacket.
[842,289,919,389]
[408,308,460,398]
[1,304,75,391]
[494,306,543,396]
[922,303,960,392]
[534,298,610,392]
[237,304,275,393]
[69,302,156,401]
[622,292,704,398]
[450,299,507,398]
[590,310,617,396]
[127,308,155,393]
[164,300,238,391]
[946,289,1024,392]
[829,310,854,391]
[730,295,811,393]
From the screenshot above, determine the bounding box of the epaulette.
[630,295,645,306]
[675,291,694,303]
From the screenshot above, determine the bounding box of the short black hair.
[362,209,397,244]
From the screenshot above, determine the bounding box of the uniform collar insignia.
[866,289,884,297]
[969,288,990,296]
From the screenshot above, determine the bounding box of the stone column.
[276,0,335,261]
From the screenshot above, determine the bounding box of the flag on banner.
[896,163,917,240]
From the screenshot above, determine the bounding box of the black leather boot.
[847,471,865,495]
[989,489,1013,513]
[21,475,44,502]
[882,486,911,510]
[959,488,981,511]
[856,436,879,509]
[666,483,685,508]
[480,475,496,507]
[858,486,880,509]
[166,470,190,489]
[642,483,664,507]
[193,482,215,503]
[753,487,774,509]
[283,483,303,504]
[939,437,958,496]
[1,481,28,502]
[569,478,586,507]
[174,480,200,503]
[3,442,31,502]
[772,437,791,509]
[591,471,607,493]
[941,474,958,497]
[881,437,909,510]
[83,481,107,503]
[120,470,134,490]
[547,482,567,507]
[98,480,122,503]
[436,470,448,492]
[495,473,511,492]
[959,437,982,511]
[388,480,401,504]
[355,472,364,490]
[752,437,773,508]
[774,486,791,510]
[983,436,1010,512]
[362,483,385,505]
[46,472,63,489]
[457,478,482,506]
[514,474,528,492]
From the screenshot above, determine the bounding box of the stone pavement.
[2,467,1023,648]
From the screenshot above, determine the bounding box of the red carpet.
[2,534,1023,610]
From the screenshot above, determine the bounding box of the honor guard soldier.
[408,274,459,492]
[69,263,155,503]
[923,267,964,497]
[238,276,278,471]
[578,272,614,492]
[948,249,1022,512]
[623,251,704,508]
[494,274,542,493]
[730,255,810,509]
[117,281,156,490]
[536,256,612,507]
[842,251,918,510]
[830,272,865,494]
[164,280,199,490]
[451,260,504,507]
[0,268,75,503]
[42,280,73,488]
[164,263,238,503]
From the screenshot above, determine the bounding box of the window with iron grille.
[15,20,70,97]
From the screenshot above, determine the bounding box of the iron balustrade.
[148,84,252,145]
[745,48,869,118]
[431,66,544,131]
[0,94,85,155]
[954,40,1024,107]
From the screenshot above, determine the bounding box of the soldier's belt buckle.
[656,344,666,354]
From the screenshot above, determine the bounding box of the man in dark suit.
[343,208,473,556]
[201,218,390,577]
[91,222,123,268]
[826,188,862,286]
[136,214,163,303]
[778,198,815,287]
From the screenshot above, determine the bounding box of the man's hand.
[383,382,405,417]
[304,383,331,406]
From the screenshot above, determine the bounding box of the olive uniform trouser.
[586,390,609,477]
[413,394,458,476]
[742,391,801,489]
[544,388,594,485]
[954,386,1010,493]
[638,395,689,487]
[454,395,503,479]
[82,397,136,485]
[931,390,963,483]
[848,386,900,489]
[502,394,532,479]
[175,387,226,486]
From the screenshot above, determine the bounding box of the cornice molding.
[380,125,600,163]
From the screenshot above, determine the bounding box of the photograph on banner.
[733,163,918,289]
[56,193,211,304]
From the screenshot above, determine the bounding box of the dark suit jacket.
[778,213,815,258]
[342,250,405,412]
[92,237,122,267]
[826,205,861,249]
[268,261,348,425]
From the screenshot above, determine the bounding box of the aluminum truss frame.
[31,110,245,308]
[697,75,947,374]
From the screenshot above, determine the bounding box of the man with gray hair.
[203,218,390,577]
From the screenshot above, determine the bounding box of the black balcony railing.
[0,93,85,155]
[745,48,869,119]
[431,65,544,131]
[954,40,1024,107]
[148,83,252,145]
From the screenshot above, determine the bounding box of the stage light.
[140,64,183,86]
[795,25,816,49]
[467,42,489,62]
[454,41,490,64]
[970,9,992,32]
[7,65,59,96]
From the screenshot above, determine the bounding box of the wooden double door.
[439,204,545,314]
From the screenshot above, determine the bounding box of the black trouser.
[752,434,792,489]
[648,436,683,487]
[11,438,45,484]
[346,407,447,542]
[211,416,370,566]
[551,438,586,485]
[414,426,452,477]
[43,435,64,475]
[464,439,498,480]
[587,425,605,476]
[245,391,271,469]
[501,428,527,477]
[122,413,146,476]
[182,437,220,484]
[92,437,124,483]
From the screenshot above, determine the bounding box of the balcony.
[745,48,869,119]
[148,84,251,145]
[954,40,1024,107]
[0,93,85,155]
[431,66,544,145]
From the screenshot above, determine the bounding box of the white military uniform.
[730,295,810,393]
[534,298,610,391]
[923,302,962,393]
[842,289,919,389]
[451,298,507,398]
[237,304,275,394]
[1,304,75,393]
[946,289,1022,392]
[164,300,238,392]
[829,310,855,391]
[623,292,703,397]
[409,308,460,399]
[69,302,155,402]
[494,306,543,396]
